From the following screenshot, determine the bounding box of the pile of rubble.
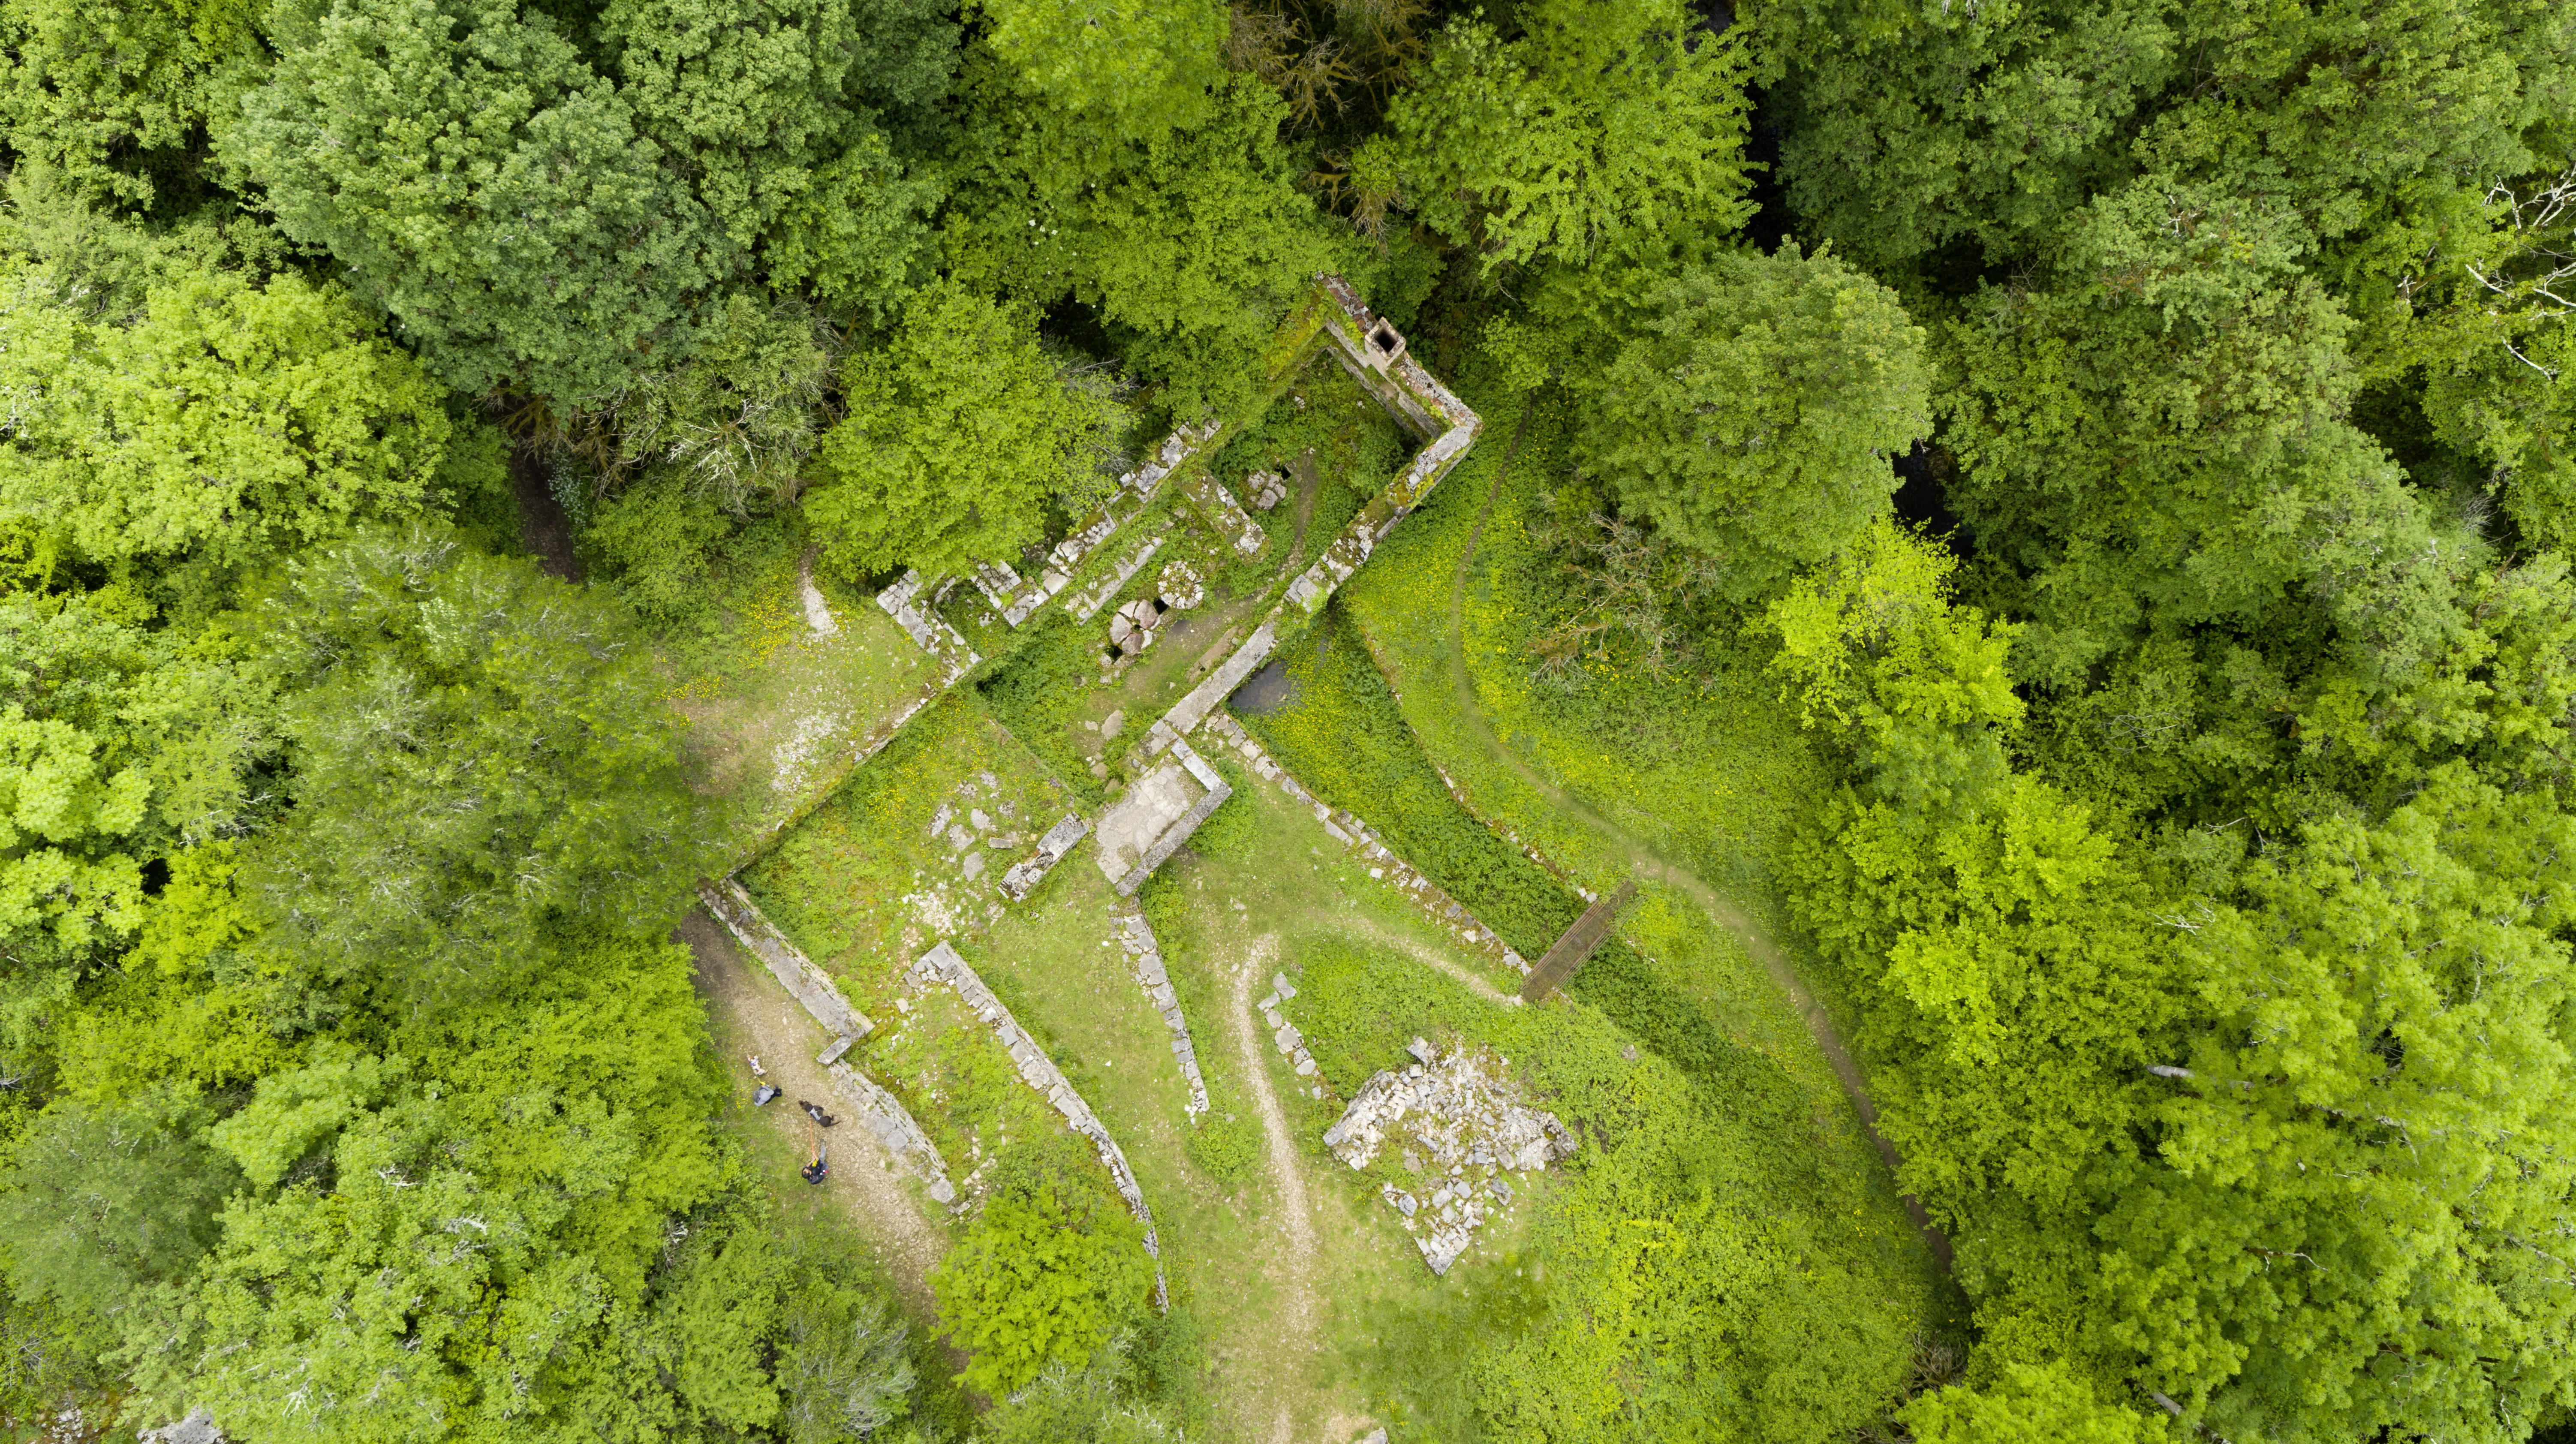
[1157,560,1204,609]
[1323,1038,1577,1275]
[1258,972,1321,1088]
[1103,561,1208,661]
[1244,469,1290,511]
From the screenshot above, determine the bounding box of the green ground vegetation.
[8,0,2576,1436]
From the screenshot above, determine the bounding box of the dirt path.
[1219,932,1318,1444]
[1333,914,1520,1009]
[1441,413,1954,1270]
[680,911,949,1314]
[508,438,584,582]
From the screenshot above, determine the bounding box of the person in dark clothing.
[800,1100,837,1127]
[801,1133,828,1185]
[752,1084,779,1106]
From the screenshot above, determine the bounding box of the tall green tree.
[1385,0,1755,277]
[929,1150,1153,1397]
[943,62,1346,418]
[976,0,1224,146]
[1902,1361,2172,1444]
[0,588,259,1074]
[807,280,1126,579]
[0,0,258,207]
[1583,247,1929,600]
[0,1092,241,1344]
[113,932,758,1441]
[2097,767,2576,1444]
[226,0,944,404]
[245,527,702,1002]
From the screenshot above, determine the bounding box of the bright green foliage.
[807,280,1126,578]
[0,1092,240,1335]
[51,842,294,1106]
[246,528,703,998]
[585,478,742,623]
[980,1354,1178,1443]
[1769,517,2179,1266]
[1902,1361,2172,1444]
[930,1162,1153,1396]
[226,0,943,405]
[1473,1108,1910,1444]
[0,261,452,588]
[1387,0,1755,274]
[1764,516,2019,801]
[208,1044,400,1190]
[977,0,1224,145]
[1585,247,1928,599]
[117,930,743,1440]
[0,588,258,997]
[0,0,257,206]
[2096,767,2576,1443]
[943,64,1346,418]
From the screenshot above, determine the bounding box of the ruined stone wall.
[912,941,1171,1309]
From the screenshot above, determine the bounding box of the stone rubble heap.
[908,772,1029,933]
[1157,559,1204,611]
[1107,596,1165,657]
[1323,1038,1577,1275]
[1244,469,1290,511]
[912,940,1169,1308]
[1113,902,1209,1118]
[1258,972,1320,1080]
[1177,468,1268,558]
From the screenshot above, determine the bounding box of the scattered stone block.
[999,811,1090,901]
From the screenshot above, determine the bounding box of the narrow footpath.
[1219,932,1320,1444]
[1443,409,1953,1270]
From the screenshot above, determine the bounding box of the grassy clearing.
[1230,579,1952,1435]
[659,519,946,870]
[1156,757,1951,1441]
[1337,387,1835,924]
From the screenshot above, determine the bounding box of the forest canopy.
[1,0,2573,1439]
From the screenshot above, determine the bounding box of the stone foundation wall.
[912,941,1170,1309]
[700,883,958,1201]
[1112,902,1210,1119]
[1197,714,1530,980]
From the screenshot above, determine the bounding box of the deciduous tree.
[1586,249,1929,601]
[807,281,1126,579]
